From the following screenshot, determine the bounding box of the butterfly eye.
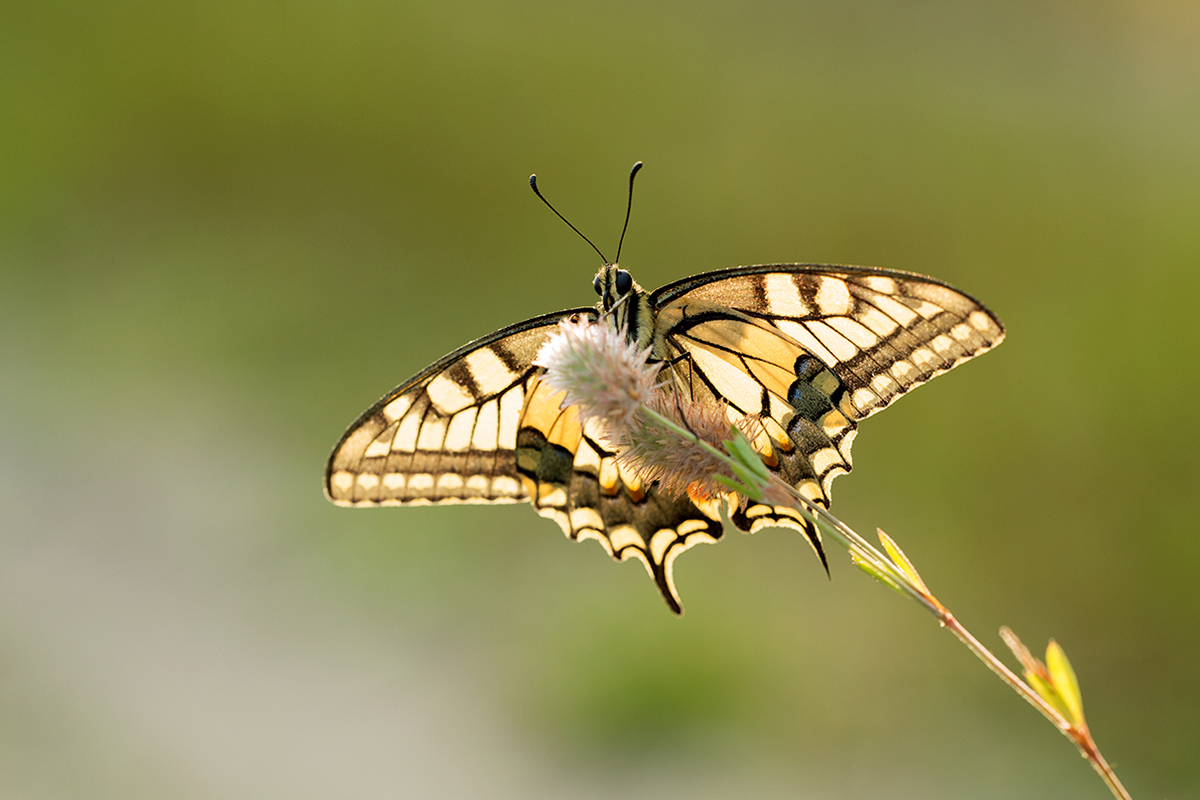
[593,275,603,295]
[615,269,633,295]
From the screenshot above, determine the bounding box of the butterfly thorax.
[593,263,657,351]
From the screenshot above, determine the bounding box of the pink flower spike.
[533,318,660,435]
[534,317,748,503]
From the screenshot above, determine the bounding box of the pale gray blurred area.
[0,342,1120,800]
[0,363,802,799]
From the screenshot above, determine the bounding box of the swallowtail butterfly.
[325,168,1004,613]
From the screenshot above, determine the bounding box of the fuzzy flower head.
[616,391,754,504]
[533,317,660,434]
[534,317,764,505]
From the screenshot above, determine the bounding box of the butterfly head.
[530,163,653,344]
[593,263,652,346]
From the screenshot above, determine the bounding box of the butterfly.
[325,168,1005,614]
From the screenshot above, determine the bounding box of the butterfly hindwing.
[516,376,724,613]
[325,309,595,506]
[656,307,849,563]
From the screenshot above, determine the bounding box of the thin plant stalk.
[644,404,1131,800]
[536,318,1131,800]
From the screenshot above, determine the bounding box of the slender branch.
[535,319,1131,799]
[794,495,1130,799]
[639,406,1131,800]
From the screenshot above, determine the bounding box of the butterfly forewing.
[325,309,595,507]
[649,264,1004,566]
[652,264,1005,421]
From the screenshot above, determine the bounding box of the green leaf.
[1046,640,1085,726]
[713,474,758,499]
[728,460,762,489]
[1025,672,1073,720]
[1024,670,1049,697]
[851,552,905,594]
[876,529,929,594]
[724,429,770,482]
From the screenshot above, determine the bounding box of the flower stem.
[639,407,1131,800]
[540,321,1130,799]
[786,487,1132,800]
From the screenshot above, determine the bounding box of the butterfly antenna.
[614,161,643,264]
[529,174,608,264]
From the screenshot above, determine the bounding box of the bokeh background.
[3,1,1198,798]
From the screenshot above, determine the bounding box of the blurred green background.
[2,1,1197,797]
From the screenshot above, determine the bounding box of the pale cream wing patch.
[325,309,595,507]
[656,311,850,568]
[651,264,1005,422]
[515,375,725,614]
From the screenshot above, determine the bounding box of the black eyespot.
[614,269,633,295]
[593,275,603,295]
